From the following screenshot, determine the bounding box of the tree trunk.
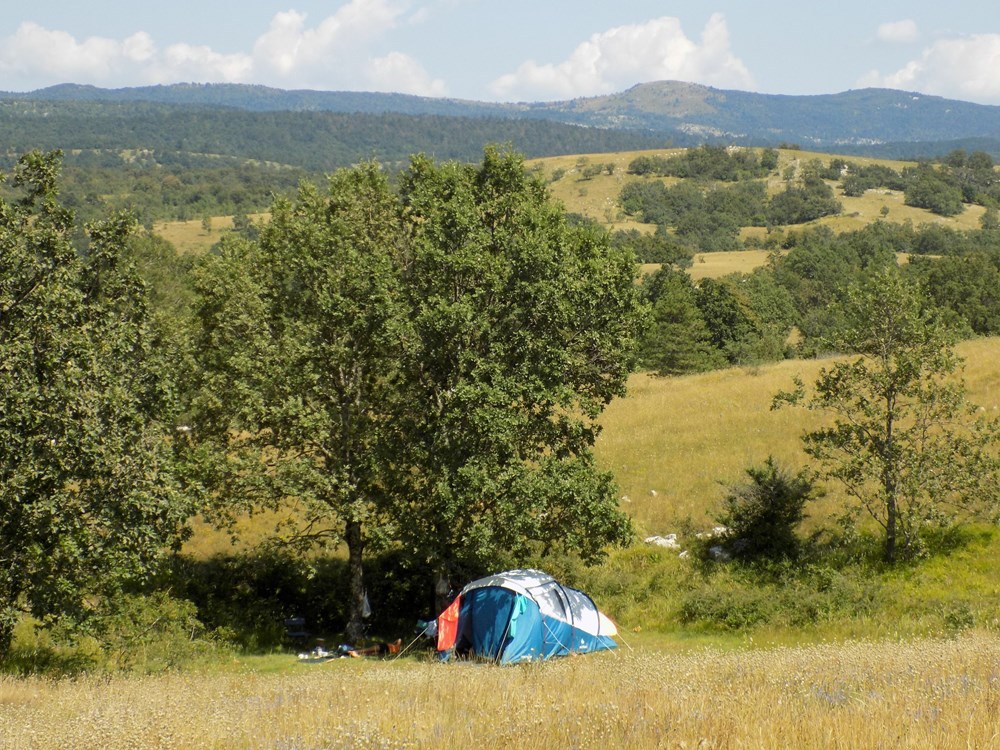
[883,396,897,563]
[344,519,366,642]
[885,494,897,563]
[0,605,16,661]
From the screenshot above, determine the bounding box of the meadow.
[2,633,998,748]
[4,340,996,749]
[597,336,1000,536]
[4,148,997,748]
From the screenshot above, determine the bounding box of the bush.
[714,457,817,561]
[4,593,228,675]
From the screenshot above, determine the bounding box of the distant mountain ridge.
[4,80,1000,159]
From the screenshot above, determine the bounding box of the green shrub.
[4,593,227,676]
[714,457,817,561]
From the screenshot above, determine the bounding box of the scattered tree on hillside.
[903,164,965,217]
[0,151,191,657]
[714,457,817,562]
[774,270,999,562]
[639,267,724,374]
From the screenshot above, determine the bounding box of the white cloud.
[860,33,1000,104]
[0,22,123,81]
[489,13,753,101]
[0,1,445,96]
[157,43,253,84]
[252,0,406,79]
[876,20,919,44]
[367,51,446,96]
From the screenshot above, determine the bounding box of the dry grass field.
[151,213,268,255]
[151,217,229,255]
[2,633,998,749]
[687,249,778,280]
[595,337,1000,536]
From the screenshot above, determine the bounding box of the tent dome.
[436,569,617,663]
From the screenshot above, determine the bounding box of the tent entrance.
[457,587,544,663]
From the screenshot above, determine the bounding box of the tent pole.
[393,624,432,660]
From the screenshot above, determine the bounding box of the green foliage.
[714,457,817,561]
[4,593,226,675]
[639,268,725,374]
[839,162,906,197]
[611,227,693,267]
[0,151,192,658]
[618,154,841,253]
[908,251,1000,335]
[189,147,643,626]
[394,148,642,601]
[695,277,764,364]
[189,161,409,640]
[678,562,883,631]
[903,164,965,216]
[87,592,224,673]
[627,145,771,181]
[766,174,842,225]
[774,270,1000,562]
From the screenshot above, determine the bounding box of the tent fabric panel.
[498,595,544,663]
[458,586,516,660]
[541,616,618,657]
[560,586,613,637]
[436,594,462,652]
[526,581,570,622]
[459,569,553,600]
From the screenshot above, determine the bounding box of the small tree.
[774,270,999,562]
[715,457,816,561]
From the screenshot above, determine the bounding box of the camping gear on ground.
[435,568,618,663]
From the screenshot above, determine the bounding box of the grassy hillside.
[157,147,983,261]
[528,147,986,236]
[597,336,1000,536]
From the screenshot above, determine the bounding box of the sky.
[2,1,1000,105]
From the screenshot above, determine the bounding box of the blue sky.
[2,1,1000,104]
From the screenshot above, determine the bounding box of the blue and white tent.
[436,569,618,663]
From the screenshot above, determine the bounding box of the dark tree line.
[635,218,1000,375]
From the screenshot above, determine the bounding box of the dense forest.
[9,81,1000,157]
[0,100,670,173]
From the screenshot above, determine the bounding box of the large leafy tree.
[0,151,190,656]
[189,164,409,640]
[775,270,999,562]
[190,149,644,629]
[394,148,643,605]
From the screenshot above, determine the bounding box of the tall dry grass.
[2,634,998,749]
[596,338,1000,536]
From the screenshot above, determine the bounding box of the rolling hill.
[5,80,1000,158]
